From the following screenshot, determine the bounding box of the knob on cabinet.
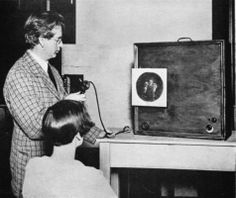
[206,124,214,133]
[141,122,150,130]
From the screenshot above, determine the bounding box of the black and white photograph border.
[132,68,167,107]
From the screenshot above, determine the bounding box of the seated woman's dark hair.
[42,100,95,156]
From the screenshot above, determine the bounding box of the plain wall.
[62,0,212,129]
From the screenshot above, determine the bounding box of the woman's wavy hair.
[24,11,65,48]
[42,100,95,156]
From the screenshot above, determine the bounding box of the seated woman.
[22,100,117,198]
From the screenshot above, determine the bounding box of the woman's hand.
[65,92,86,102]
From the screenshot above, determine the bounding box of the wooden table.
[99,133,236,197]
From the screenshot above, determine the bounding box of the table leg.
[99,143,111,181]
[111,171,120,197]
[100,143,120,197]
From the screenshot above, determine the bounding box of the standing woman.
[4,11,103,197]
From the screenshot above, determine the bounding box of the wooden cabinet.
[17,0,46,11]
[50,0,76,44]
[133,40,230,140]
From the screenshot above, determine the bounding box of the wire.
[88,81,108,133]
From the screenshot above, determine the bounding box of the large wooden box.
[133,40,230,140]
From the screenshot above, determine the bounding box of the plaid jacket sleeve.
[83,125,104,144]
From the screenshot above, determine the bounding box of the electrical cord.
[88,81,108,133]
[86,80,131,137]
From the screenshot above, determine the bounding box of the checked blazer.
[4,51,104,197]
[4,51,103,197]
[3,51,67,197]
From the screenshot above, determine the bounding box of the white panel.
[109,144,236,171]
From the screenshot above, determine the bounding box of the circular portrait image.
[136,72,163,102]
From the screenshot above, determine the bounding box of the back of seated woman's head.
[42,100,95,156]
